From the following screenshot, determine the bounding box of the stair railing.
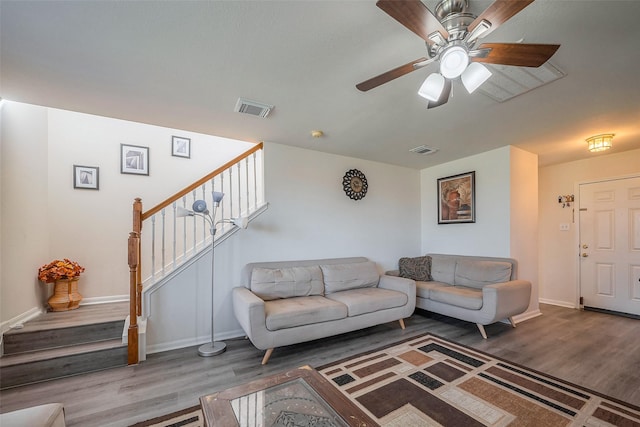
[127,142,264,364]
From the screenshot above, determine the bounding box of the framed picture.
[73,165,99,190]
[121,144,149,175]
[171,136,191,158]
[437,171,475,224]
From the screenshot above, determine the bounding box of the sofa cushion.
[430,286,483,310]
[320,261,379,294]
[398,256,432,281]
[325,288,408,316]
[454,260,512,289]
[415,281,451,299]
[430,257,457,284]
[250,266,324,301]
[264,296,347,331]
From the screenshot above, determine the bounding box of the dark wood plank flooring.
[0,304,638,426]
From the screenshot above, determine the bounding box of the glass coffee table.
[200,365,378,426]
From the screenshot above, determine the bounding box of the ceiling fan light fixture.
[418,73,445,102]
[440,46,469,79]
[586,134,614,152]
[461,62,492,94]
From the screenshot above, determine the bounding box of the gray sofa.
[392,253,531,339]
[232,257,416,364]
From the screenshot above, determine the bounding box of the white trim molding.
[539,298,578,309]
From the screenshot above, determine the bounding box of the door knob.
[582,253,589,257]
[582,244,589,249]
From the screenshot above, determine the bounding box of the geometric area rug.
[316,333,640,427]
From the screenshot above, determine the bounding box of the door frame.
[574,172,640,309]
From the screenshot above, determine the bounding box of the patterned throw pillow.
[398,256,433,282]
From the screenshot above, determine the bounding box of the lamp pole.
[198,221,226,357]
[176,191,247,357]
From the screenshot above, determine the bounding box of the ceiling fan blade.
[377,0,449,44]
[427,79,451,109]
[467,0,535,39]
[472,43,560,67]
[356,57,428,92]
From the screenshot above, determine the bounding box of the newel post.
[127,231,140,365]
[133,198,143,317]
[128,198,143,365]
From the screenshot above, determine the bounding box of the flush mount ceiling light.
[586,134,614,152]
[357,0,561,110]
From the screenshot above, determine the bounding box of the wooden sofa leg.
[261,348,274,365]
[399,318,405,330]
[508,317,517,328]
[477,324,488,339]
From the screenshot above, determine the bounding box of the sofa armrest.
[481,279,532,321]
[379,275,416,302]
[385,270,400,277]
[232,287,268,347]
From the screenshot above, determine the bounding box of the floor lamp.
[177,191,248,357]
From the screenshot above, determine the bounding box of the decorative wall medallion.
[342,169,368,200]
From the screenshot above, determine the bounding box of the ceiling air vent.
[410,145,438,155]
[234,98,274,118]
[478,61,566,103]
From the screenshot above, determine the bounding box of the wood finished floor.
[0,304,638,426]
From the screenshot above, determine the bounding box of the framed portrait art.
[171,136,191,158]
[437,171,475,224]
[121,144,149,175]
[73,165,99,190]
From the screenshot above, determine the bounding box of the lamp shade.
[176,206,194,218]
[212,191,225,204]
[418,73,445,102]
[440,46,469,79]
[192,200,208,213]
[586,134,614,152]
[232,216,249,229]
[461,62,492,94]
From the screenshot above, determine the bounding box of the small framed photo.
[73,165,99,190]
[171,136,191,158]
[437,171,475,224]
[121,144,149,175]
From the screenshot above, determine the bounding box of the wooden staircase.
[0,302,129,389]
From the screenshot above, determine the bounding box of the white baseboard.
[146,328,246,355]
[539,298,577,309]
[511,309,542,324]
[80,295,129,305]
[1,306,45,333]
[1,306,47,351]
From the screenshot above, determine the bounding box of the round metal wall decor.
[342,169,368,200]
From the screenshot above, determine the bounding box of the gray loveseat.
[392,253,531,339]
[232,257,416,364]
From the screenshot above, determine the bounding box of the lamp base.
[198,341,227,357]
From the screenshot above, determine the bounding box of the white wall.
[146,142,422,352]
[0,102,255,326]
[420,146,540,316]
[538,148,640,307]
[420,147,512,256]
[1,102,50,324]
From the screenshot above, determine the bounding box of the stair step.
[3,302,129,355]
[0,338,128,389]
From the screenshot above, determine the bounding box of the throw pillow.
[399,256,432,282]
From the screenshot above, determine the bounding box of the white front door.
[579,176,640,316]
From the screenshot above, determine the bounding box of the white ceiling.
[2,0,639,169]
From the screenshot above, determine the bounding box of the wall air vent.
[409,145,438,155]
[234,98,274,118]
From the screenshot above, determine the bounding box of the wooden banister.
[142,142,263,220]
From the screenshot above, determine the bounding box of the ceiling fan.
[357,0,560,108]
